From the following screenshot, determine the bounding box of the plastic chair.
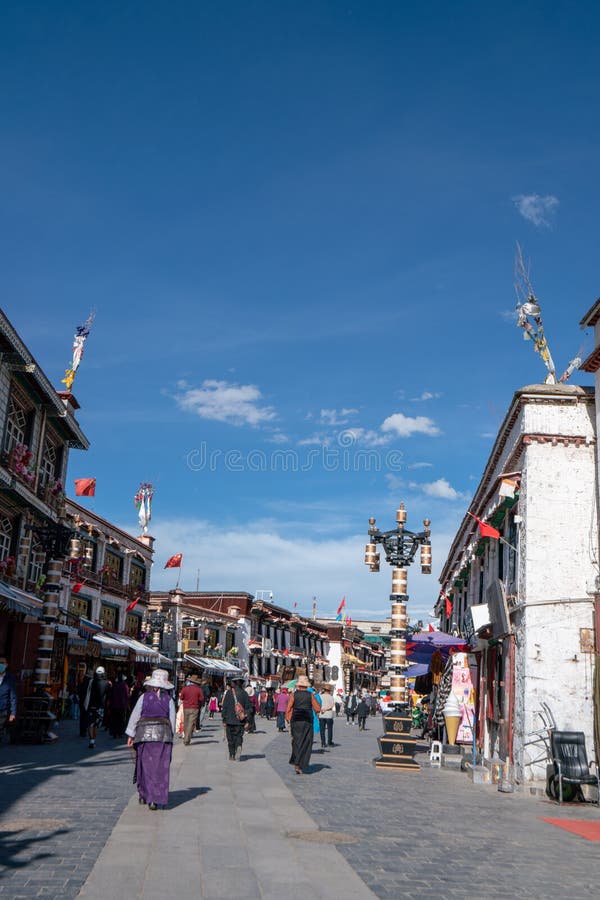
[430,740,442,767]
[548,731,600,806]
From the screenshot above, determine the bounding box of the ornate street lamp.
[364,501,431,770]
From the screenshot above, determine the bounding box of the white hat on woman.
[144,668,173,690]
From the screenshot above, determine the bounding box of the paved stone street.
[265,713,600,899]
[0,718,134,898]
[2,713,600,898]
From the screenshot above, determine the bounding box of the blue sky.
[2,1,600,621]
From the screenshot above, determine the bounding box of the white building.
[438,382,597,786]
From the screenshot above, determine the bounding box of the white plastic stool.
[429,740,442,767]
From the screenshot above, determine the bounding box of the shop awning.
[0,580,44,619]
[184,654,243,676]
[93,633,173,667]
[79,617,103,639]
[93,634,129,657]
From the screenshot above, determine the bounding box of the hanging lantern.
[420,543,432,574]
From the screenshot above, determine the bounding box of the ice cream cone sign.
[443,693,462,746]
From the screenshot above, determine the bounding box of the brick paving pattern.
[265,714,600,899]
[0,719,135,899]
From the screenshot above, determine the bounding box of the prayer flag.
[335,596,346,619]
[164,553,183,569]
[74,478,96,497]
[467,511,500,540]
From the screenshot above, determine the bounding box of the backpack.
[232,689,246,721]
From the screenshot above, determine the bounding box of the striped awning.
[0,580,44,619]
[184,654,243,677]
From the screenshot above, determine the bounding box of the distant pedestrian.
[258,688,267,717]
[345,692,357,724]
[286,675,321,774]
[0,655,17,738]
[275,687,289,732]
[77,668,93,737]
[334,691,342,717]
[126,668,176,811]
[208,695,219,718]
[318,684,335,748]
[178,675,204,746]
[85,666,108,749]
[356,696,370,730]
[265,689,275,720]
[108,673,130,738]
[245,685,259,732]
[221,677,253,761]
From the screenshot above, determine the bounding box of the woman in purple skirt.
[126,669,176,811]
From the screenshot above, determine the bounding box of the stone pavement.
[3,713,600,899]
[79,719,373,900]
[265,714,600,899]
[0,718,135,898]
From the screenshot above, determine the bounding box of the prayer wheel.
[364,543,377,566]
[391,602,407,632]
[420,543,432,574]
[391,568,407,596]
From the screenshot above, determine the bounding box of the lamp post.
[364,501,431,770]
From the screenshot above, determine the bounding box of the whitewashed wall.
[517,436,597,781]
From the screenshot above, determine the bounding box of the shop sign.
[87,640,101,658]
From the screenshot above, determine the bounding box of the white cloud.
[145,515,457,622]
[410,391,442,402]
[381,412,441,438]
[266,432,290,444]
[411,478,467,501]
[499,309,518,323]
[174,379,276,427]
[319,408,359,426]
[513,193,559,227]
[408,462,434,469]
[343,427,391,448]
[297,433,332,447]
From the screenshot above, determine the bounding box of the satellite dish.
[488,579,511,638]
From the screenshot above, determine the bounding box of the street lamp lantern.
[364,500,432,771]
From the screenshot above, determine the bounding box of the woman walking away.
[265,688,275,720]
[285,675,321,774]
[356,695,370,730]
[126,669,176,811]
[221,677,253,761]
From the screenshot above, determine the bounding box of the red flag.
[427,623,435,632]
[72,580,86,593]
[126,597,139,612]
[347,616,352,626]
[441,591,453,618]
[164,553,183,569]
[467,511,500,540]
[74,478,96,497]
[336,596,346,615]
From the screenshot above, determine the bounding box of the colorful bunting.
[135,482,154,533]
[62,312,94,391]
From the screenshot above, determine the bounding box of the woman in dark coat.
[285,676,321,774]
